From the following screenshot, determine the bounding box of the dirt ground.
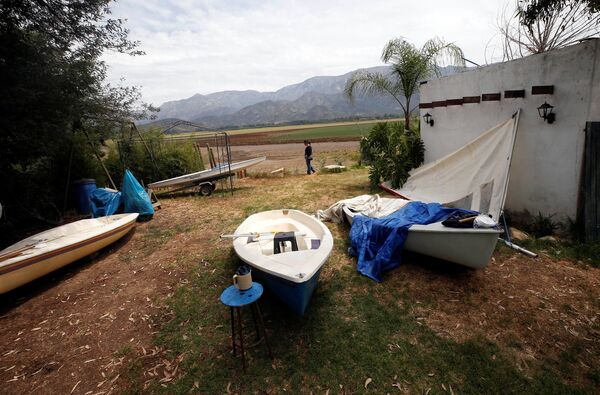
[0,202,203,394]
[397,251,600,379]
[0,143,356,394]
[0,144,598,394]
[229,141,359,173]
[227,129,361,146]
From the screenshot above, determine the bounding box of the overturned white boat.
[0,213,138,294]
[319,112,521,269]
[230,209,333,315]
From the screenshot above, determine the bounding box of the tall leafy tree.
[344,37,465,130]
[497,0,600,60]
[0,0,154,244]
[519,0,600,25]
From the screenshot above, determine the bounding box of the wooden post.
[193,141,206,170]
[205,143,216,168]
[209,147,216,167]
[147,188,161,210]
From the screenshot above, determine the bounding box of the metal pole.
[83,130,117,190]
[236,307,246,373]
[499,210,538,258]
[216,133,225,197]
[62,138,74,215]
[230,307,236,356]
[226,133,233,196]
[255,303,273,359]
[500,238,538,257]
[131,123,160,178]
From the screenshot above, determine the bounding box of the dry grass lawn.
[0,169,598,394]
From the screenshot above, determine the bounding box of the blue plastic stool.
[220,282,272,372]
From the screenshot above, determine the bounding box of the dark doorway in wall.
[583,122,600,241]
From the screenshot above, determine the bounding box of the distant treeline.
[157,114,402,134]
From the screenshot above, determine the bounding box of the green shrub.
[105,131,205,187]
[530,212,558,237]
[359,122,424,188]
[315,157,326,171]
[0,131,110,246]
[505,210,558,238]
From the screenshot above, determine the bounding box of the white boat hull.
[148,157,266,190]
[0,213,138,294]
[342,206,500,269]
[232,209,333,314]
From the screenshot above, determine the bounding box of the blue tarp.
[90,188,123,218]
[122,169,154,221]
[349,201,476,282]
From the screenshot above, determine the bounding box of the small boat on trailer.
[0,213,138,294]
[230,209,333,315]
[148,157,266,195]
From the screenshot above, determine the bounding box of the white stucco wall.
[419,39,599,220]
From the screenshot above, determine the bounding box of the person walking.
[304,140,316,175]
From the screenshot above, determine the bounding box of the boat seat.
[273,232,298,254]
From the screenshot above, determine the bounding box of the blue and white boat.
[231,209,333,315]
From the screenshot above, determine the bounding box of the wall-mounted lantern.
[423,112,434,127]
[537,101,555,124]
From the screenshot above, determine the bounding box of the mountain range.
[146,66,458,130]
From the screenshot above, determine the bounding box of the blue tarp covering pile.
[90,189,122,218]
[122,169,154,221]
[349,201,476,282]
[89,170,154,221]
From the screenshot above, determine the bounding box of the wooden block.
[463,96,481,104]
[531,85,554,95]
[446,98,464,106]
[504,89,525,98]
[270,168,285,177]
[482,93,501,101]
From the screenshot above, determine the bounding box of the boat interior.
[241,212,325,257]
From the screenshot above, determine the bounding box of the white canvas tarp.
[381,112,520,221]
[316,194,410,223]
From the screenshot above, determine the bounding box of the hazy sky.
[103,0,509,105]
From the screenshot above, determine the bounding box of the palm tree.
[344,37,465,131]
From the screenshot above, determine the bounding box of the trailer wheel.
[199,183,213,196]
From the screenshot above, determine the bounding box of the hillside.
[145,66,463,130]
[146,66,420,129]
